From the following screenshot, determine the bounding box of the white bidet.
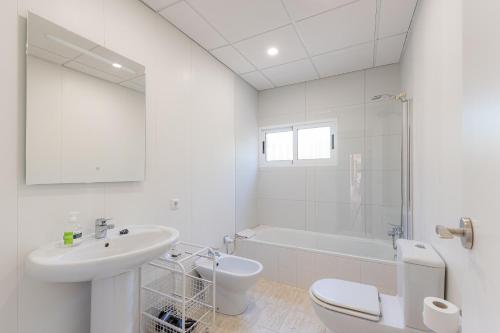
[196,254,262,315]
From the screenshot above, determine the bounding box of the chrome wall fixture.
[435,217,474,249]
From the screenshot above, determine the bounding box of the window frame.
[259,119,338,168]
[259,126,294,167]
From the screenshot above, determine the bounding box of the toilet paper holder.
[435,217,474,249]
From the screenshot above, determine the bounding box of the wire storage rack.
[140,242,216,333]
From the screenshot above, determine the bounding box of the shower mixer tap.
[388,224,404,249]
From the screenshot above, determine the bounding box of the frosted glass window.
[298,127,331,160]
[259,120,337,167]
[265,131,293,161]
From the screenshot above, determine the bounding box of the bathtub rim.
[240,225,397,266]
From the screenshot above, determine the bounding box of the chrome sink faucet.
[95,218,114,239]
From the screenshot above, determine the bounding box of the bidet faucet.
[208,249,222,258]
[95,218,114,239]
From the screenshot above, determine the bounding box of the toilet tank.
[396,239,445,331]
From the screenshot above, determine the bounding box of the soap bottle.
[68,211,83,246]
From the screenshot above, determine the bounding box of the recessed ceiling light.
[112,63,122,68]
[267,47,279,56]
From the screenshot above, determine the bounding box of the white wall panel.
[400,0,464,308]
[402,0,500,330]
[258,83,306,125]
[234,78,259,232]
[462,0,500,329]
[189,45,235,247]
[6,0,258,332]
[306,71,364,111]
[257,64,402,240]
[0,1,19,332]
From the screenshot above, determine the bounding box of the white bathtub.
[236,225,398,295]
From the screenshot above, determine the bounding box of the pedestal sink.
[25,225,179,333]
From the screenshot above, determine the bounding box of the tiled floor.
[214,279,327,333]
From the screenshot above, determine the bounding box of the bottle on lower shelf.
[154,305,197,332]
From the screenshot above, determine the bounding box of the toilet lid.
[310,279,381,317]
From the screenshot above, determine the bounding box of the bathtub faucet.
[388,224,404,249]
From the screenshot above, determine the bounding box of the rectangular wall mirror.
[26,12,146,185]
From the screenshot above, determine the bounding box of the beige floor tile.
[255,301,291,331]
[279,309,326,333]
[247,325,278,333]
[213,278,326,333]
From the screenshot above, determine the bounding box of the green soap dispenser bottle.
[63,211,83,247]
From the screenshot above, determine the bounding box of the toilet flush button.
[170,199,180,210]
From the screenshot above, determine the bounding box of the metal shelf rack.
[140,242,216,333]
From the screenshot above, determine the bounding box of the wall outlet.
[170,198,180,210]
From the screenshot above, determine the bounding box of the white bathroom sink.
[26,225,179,283]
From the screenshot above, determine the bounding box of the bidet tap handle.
[208,248,222,258]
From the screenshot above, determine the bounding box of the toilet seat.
[310,279,381,322]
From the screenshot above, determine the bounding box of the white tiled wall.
[0,1,19,332]
[237,240,397,295]
[1,1,258,333]
[235,78,259,232]
[400,0,500,331]
[257,64,402,240]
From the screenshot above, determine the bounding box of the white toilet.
[196,253,263,315]
[310,239,445,333]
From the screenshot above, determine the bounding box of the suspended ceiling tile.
[120,78,146,93]
[313,42,374,78]
[141,0,180,11]
[27,45,70,65]
[121,75,146,93]
[375,33,406,66]
[140,0,417,89]
[241,71,274,90]
[283,0,358,21]
[71,46,143,81]
[210,45,255,74]
[263,59,318,87]
[64,61,123,83]
[378,0,417,38]
[234,25,308,69]
[159,1,227,50]
[297,0,376,56]
[28,12,97,60]
[187,0,290,42]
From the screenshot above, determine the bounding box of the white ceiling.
[141,0,417,90]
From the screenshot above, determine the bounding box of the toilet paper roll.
[423,297,460,333]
